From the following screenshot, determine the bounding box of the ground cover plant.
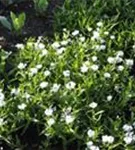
[1,0,135,150]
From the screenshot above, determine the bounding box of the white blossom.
[116,51,124,57]
[97,22,103,27]
[0,118,4,126]
[16,43,24,49]
[92,31,100,40]
[36,64,42,69]
[86,141,93,147]
[87,129,95,138]
[90,64,99,71]
[18,62,27,69]
[63,70,70,77]
[92,56,98,62]
[65,115,74,124]
[110,35,115,39]
[123,124,133,132]
[47,118,55,126]
[80,65,89,73]
[79,36,85,42]
[40,82,48,89]
[51,83,61,92]
[61,40,68,46]
[30,68,38,76]
[89,102,98,109]
[18,103,26,110]
[72,30,79,36]
[44,70,51,76]
[52,42,60,49]
[11,88,20,95]
[0,92,4,101]
[41,49,48,56]
[117,65,124,71]
[102,135,114,144]
[107,95,113,101]
[125,59,134,67]
[65,81,76,90]
[124,136,133,144]
[104,72,111,78]
[89,145,100,150]
[45,108,53,116]
[107,57,115,64]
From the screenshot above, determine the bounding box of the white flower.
[107,57,115,64]
[41,49,48,56]
[97,22,103,27]
[56,47,66,54]
[0,92,4,101]
[24,92,30,99]
[36,64,42,69]
[80,65,89,73]
[104,31,109,35]
[116,51,124,57]
[89,102,98,109]
[44,70,51,76]
[72,30,79,36]
[124,136,133,144]
[65,81,76,90]
[107,95,113,101]
[40,82,48,89]
[110,35,115,39]
[30,68,38,76]
[92,31,100,40]
[90,145,100,150]
[63,70,70,77]
[117,65,124,71]
[115,56,123,63]
[47,118,55,126]
[38,43,45,49]
[16,43,24,49]
[90,64,99,71]
[87,27,92,32]
[18,103,26,110]
[125,59,134,67]
[79,36,85,42]
[11,88,20,95]
[52,42,60,49]
[87,129,95,138]
[0,118,4,126]
[61,40,68,46]
[102,135,114,144]
[104,72,111,78]
[87,141,93,147]
[123,124,133,132]
[51,83,61,92]
[92,56,98,62]
[45,108,53,116]
[65,115,74,124]
[18,62,27,69]
[99,45,106,50]
[0,99,5,107]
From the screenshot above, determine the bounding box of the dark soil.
[0,0,64,51]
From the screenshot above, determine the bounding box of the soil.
[0,0,64,51]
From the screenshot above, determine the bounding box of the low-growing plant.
[33,0,49,16]
[0,12,26,36]
[1,22,135,149]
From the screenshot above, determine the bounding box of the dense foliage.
[1,0,135,149]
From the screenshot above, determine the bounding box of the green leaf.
[0,16,12,30]
[18,12,26,28]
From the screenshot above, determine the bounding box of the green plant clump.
[1,23,135,149]
[0,12,26,36]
